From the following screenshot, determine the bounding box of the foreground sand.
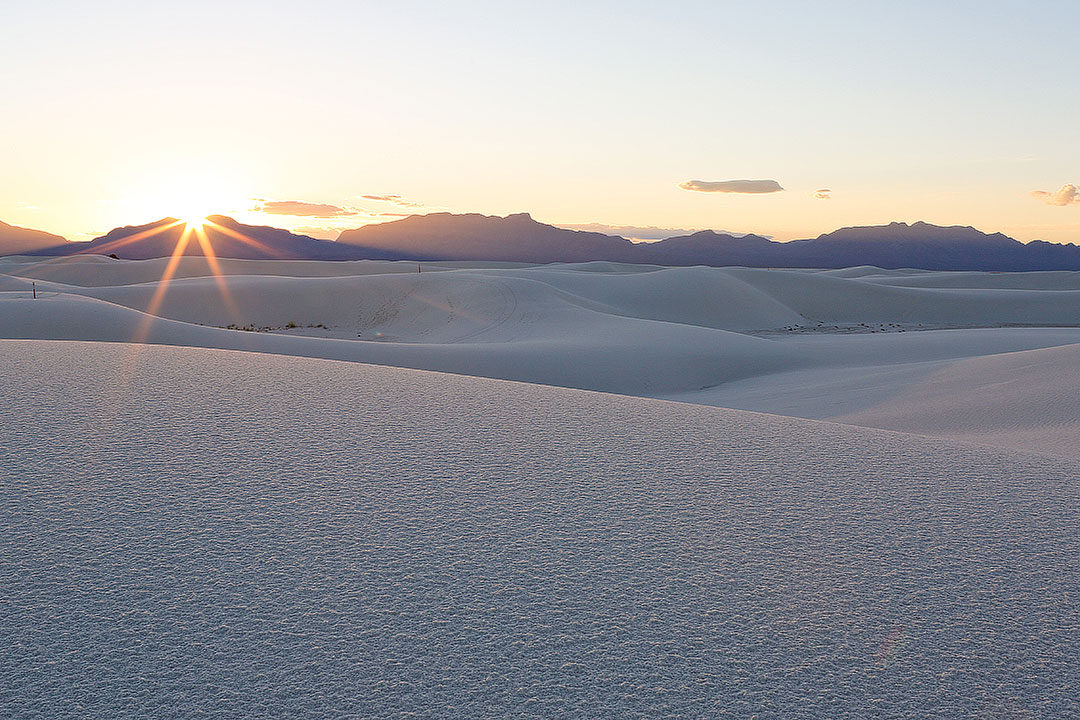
[2,340,1077,718]
[2,255,1079,458]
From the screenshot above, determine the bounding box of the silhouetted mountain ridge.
[778,221,1078,270]
[337,212,638,264]
[21,216,412,261]
[6,213,1080,270]
[633,230,786,266]
[339,213,1080,271]
[0,220,68,255]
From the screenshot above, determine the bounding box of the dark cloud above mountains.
[680,179,784,194]
[254,200,357,217]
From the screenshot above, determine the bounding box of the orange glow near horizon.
[14,214,281,346]
[125,216,279,343]
[202,218,282,259]
[87,219,186,257]
[192,223,239,318]
[140,225,194,325]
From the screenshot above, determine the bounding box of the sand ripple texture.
[1,340,1077,719]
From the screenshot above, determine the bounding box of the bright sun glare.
[172,201,213,230]
[165,192,221,230]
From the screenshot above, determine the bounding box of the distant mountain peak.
[337,212,636,264]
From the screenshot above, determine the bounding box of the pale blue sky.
[3,0,1078,241]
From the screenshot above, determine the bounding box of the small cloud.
[813,188,832,200]
[680,179,784,194]
[357,194,425,208]
[1030,184,1079,206]
[253,200,358,217]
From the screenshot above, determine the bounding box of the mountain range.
[30,215,402,261]
[5,212,1080,271]
[0,220,68,255]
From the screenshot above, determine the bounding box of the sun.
[172,200,214,230]
[167,192,221,230]
[182,214,208,230]
[119,169,247,232]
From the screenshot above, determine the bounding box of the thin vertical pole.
[32,282,36,299]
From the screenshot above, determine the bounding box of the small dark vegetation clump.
[226,323,273,333]
[224,322,331,333]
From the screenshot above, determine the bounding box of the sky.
[2,0,1078,243]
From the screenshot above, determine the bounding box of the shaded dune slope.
[1,339,1077,718]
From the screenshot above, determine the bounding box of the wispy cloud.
[357,194,425,209]
[253,200,358,217]
[812,188,832,200]
[558,223,698,240]
[286,203,423,239]
[557,223,766,241]
[680,179,784,194]
[1030,184,1079,206]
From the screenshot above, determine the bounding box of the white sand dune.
[1,339,1077,718]
[674,342,1080,458]
[854,268,1080,290]
[0,254,439,287]
[0,291,800,394]
[2,256,1079,456]
[838,342,1080,456]
[3,259,1079,716]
